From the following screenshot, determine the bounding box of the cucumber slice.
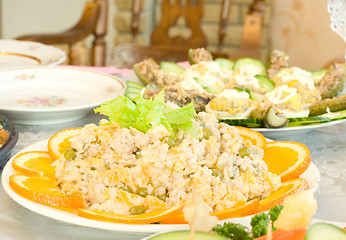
[234,86,245,92]
[287,116,330,127]
[309,69,328,82]
[125,82,144,100]
[255,75,275,92]
[233,57,267,75]
[126,81,145,90]
[220,118,264,128]
[245,89,264,101]
[194,77,221,94]
[215,58,234,70]
[305,222,346,240]
[160,61,185,75]
[147,230,228,240]
[125,91,141,100]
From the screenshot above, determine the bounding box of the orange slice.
[250,178,309,214]
[234,126,267,149]
[77,205,182,224]
[9,174,84,209]
[263,141,311,182]
[162,198,260,224]
[12,151,55,179]
[211,198,260,220]
[47,127,82,160]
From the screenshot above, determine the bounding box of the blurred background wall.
[270,0,345,70]
[0,0,344,70]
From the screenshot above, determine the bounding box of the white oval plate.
[0,66,125,125]
[0,40,66,68]
[1,139,320,233]
[254,119,346,139]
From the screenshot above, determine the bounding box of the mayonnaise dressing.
[220,89,250,99]
[265,85,297,104]
[277,67,315,90]
[233,65,263,88]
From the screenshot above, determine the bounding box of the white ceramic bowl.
[0,66,125,125]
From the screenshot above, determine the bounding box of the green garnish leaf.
[250,212,269,238]
[269,205,284,230]
[94,90,198,139]
[212,205,284,239]
[212,222,252,240]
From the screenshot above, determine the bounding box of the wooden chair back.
[108,0,266,68]
[151,0,207,49]
[16,0,108,66]
[131,0,220,50]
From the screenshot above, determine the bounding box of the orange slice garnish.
[9,174,84,209]
[12,151,55,179]
[250,178,309,214]
[76,205,182,224]
[211,198,260,220]
[263,141,311,181]
[161,198,260,224]
[234,126,267,149]
[47,127,82,160]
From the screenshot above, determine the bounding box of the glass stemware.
[328,0,346,61]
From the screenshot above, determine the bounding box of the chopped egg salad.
[205,89,256,119]
[53,111,280,215]
[203,65,322,119]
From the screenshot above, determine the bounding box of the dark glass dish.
[0,113,18,169]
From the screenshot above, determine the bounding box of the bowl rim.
[0,112,18,166]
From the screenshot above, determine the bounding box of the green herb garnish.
[94,90,198,139]
[212,205,283,239]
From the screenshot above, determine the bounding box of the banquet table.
[0,73,345,240]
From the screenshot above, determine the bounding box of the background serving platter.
[0,66,125,125]
[254,119,346,139]
[0,40,66,69]
[1,138,320,234]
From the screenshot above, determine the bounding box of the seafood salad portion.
[52,91,281,215]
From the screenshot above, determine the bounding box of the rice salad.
[53,93,281,216]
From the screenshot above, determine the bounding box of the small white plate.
[254,119,346,139]
[0,66,125,125]
[0,40,66,68]
[1,139,320,233]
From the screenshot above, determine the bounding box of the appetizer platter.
[2,92,320,233]
[125,48,346,137]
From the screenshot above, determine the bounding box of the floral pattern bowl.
[0,66,125,125]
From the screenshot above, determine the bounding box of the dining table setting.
[0,34,346,240]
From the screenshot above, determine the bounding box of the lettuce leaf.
[94,90,198,139]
